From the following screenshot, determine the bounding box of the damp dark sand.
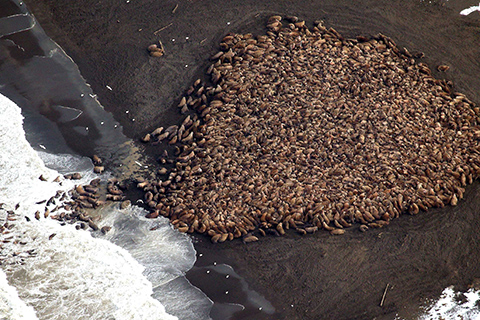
[19,0,480,319]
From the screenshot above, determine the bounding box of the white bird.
[460,3,480,16]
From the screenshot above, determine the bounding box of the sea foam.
[0,270,37,320]
[0,93,210,319]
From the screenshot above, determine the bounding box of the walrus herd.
[26,156,119,234]
[137,16,480,242]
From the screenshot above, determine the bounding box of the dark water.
[0,0,131,165]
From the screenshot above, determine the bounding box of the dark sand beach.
[19,0,480,319]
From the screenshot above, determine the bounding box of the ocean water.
[0,93,212,319]
[0,2,214,318]
[0,270,37,320]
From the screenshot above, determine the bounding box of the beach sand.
[22,0,480,319]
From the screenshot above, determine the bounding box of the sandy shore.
[22,0,480,319]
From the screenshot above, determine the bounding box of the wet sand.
[18,0,480,319]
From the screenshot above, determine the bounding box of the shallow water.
[98,206,213,320]
[0,92,216,319]
[0,0,133,163]
[0,1,215,316]
[0,92,215,319]
[0,270,37,320]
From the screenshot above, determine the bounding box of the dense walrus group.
[26,156,117,234]
[136,16,480,242]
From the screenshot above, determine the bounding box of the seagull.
[460,3,480,16]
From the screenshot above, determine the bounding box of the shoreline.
[15,0,480,319]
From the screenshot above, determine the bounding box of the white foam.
[100,206,195,286]
[0,95,59,208]
[0,270,38,320]
[99,205,213,319]
[0,93,180,319]
[37,151,95,175]
[5,220,177,320]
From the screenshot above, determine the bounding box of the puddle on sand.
[188,250,278,320]
[0,0,136,168]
